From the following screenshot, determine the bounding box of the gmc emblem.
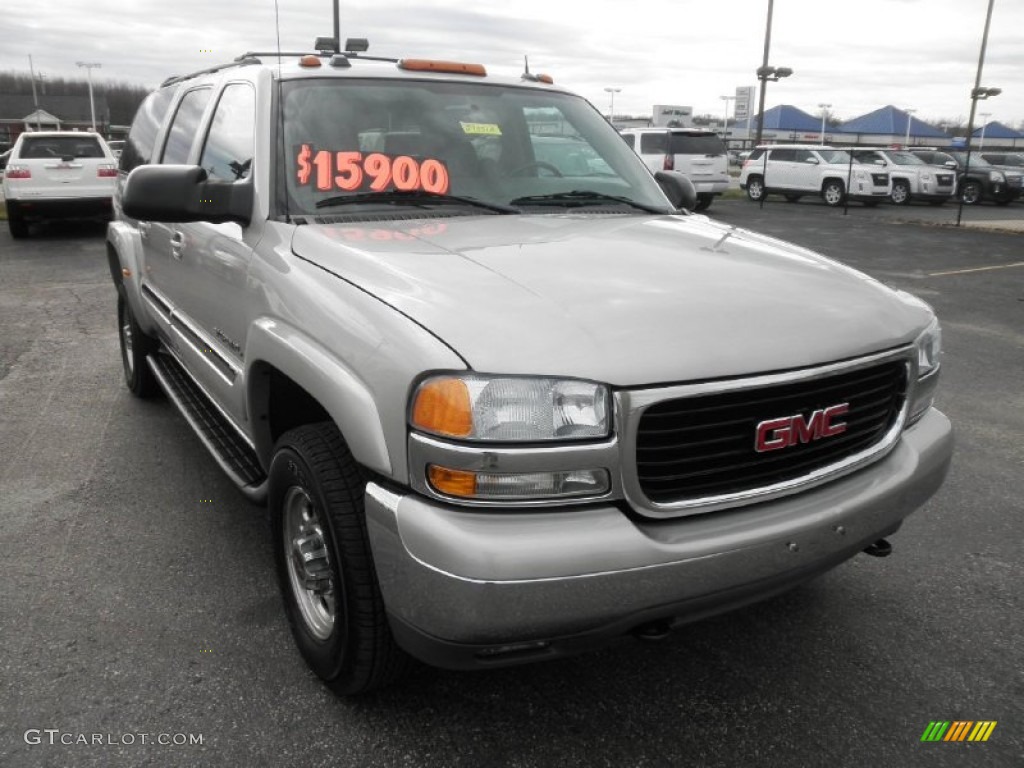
[755,403,850,452]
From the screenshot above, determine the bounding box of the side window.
[640,133,667,154]
[770,149,796,162]
[621,133,636,150]
[793,149,815,163]
[199,84,256,181]
[161,88,213,165]
[120,87,178,173]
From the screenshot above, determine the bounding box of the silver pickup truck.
[107,45,953,694]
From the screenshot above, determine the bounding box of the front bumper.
[366,408,952,669]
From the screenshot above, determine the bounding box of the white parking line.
[928,262,1024,277]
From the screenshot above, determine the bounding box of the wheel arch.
[246,319,392,479]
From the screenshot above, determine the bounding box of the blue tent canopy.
[733,105,822,132]
[837,105,947,138]
[972,121,1024,139]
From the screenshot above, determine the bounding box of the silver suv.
[108,44,953,694]
[850,148,956,206]
[740,144,891,206]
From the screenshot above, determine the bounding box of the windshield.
[818,149,852,164]
[278,78,671,216]
[949,152,992,168]
[885,151,924,166]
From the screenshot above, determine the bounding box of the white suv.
[2,131,117,238]
[739,144,890,207]
[850,148,956,206]
[620,128,729,211]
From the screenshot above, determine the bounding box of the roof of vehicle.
[159,51,568,95]
[14,130,105,140]
[620,127,720,134]
[753,144,840,150]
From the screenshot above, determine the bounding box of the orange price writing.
[295,145,450,194]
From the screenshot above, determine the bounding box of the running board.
[147,353,267,503]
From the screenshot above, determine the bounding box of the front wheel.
[693,193,713,211]
[745,176,765,201]
[821,179,845,207]
[959,180,982,205]
[269,423,409,695]
[890,180,911,205]
[118,291,159,397]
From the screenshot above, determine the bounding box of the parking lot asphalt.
[1,208,1022,768]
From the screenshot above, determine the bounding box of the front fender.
[245,317,391,476]
[107,221,157,335]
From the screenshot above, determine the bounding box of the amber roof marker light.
[398,59,487,77]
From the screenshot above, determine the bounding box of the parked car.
[739,145,890,206]
[910,149,1022,205]
[980,152,1024,172]
[2,131,117,237]
[108,44,952,694]
[849,148,956,206]
[0,148,11,172]
[619,128,730,211]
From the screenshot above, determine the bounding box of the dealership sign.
[734,86,755,120]
[652,104,693,127]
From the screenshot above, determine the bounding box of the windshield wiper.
[315,189,519,214]
[508,190,669,214]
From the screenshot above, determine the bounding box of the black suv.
[911,149,1023,205]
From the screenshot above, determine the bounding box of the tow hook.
[632,620,672,642]
[863,538,893,558]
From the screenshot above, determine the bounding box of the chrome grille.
[635,360,908,504]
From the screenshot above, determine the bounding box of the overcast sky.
[2,0,1022,126]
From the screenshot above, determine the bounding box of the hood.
[290,214,931,386]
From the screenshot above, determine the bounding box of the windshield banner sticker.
[459,122,502,136]
[295,144,450,194]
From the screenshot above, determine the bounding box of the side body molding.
[245,317,391,475]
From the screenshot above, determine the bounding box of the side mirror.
[122,164,253,226]
[944,161,957,169]
[654,170,698,211]
[804,157,820,164]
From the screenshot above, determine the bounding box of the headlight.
[914,318,942,377]
[908,318,941,425]
[989,170,1004,183]
[921,172,932,180]
[411,374,610,442]
[854,170,868,180]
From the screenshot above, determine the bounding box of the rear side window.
[161,87,213,165]
[640,133,668,153]
[668,133,725,156]
[199,84,256,181]
[120,87,178,173]
[20,136,104,159]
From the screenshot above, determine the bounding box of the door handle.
[170,231,185,261]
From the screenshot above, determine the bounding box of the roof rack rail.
[160,58,260,88]
[235,51,400,64]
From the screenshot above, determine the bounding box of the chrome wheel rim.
[749,181,763,200]
[283,486,336,640]
[962,184,980,204]
[891,184,908,204]
[824,184,842,205]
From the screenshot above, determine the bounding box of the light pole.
[978,112,991,148]
[957,0,997,227]
[77,61,102,132]
[720,95,735,142]
[753,0,794,146]
[904,108,916,147]
[818,103,831,145]
[604,87,621,128]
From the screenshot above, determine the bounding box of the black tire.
[821,179,845,207]
[784,194,802,203]
[890,180,911,205]
[959,180,982,205]
[7,206,28,239]
[269,423,409,695]
[117,290,160,397]
[693,193,713,211]
[745,176,765,202]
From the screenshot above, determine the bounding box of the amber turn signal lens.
[299,55,322,68]
[398,59,487,77]
[411,377,473,437]
[428,466,477,497]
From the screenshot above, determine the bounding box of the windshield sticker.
[459,122,502,136]
[295,144,450,194]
